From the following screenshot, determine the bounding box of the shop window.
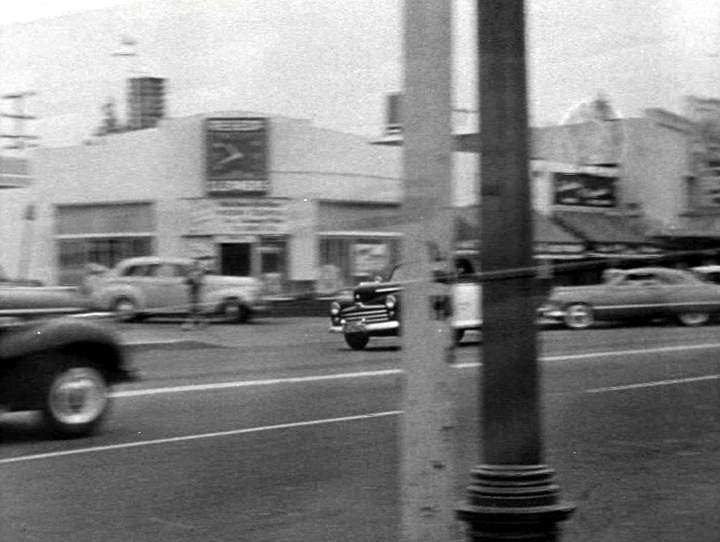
[319,236,400,288]
[57,202,155,235]
[58,236,154,285]
[259,237,287,294]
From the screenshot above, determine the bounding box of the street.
[0,317,718,541]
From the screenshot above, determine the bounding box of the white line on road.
[111,369,403,398]
[541,342,720,362]
[585,374,720,393]
[115,342,720,398]
[0,410,402,466]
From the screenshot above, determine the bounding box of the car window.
[155,264,180,278]
[143,264,160,277]
[620,273,660,286]
[120,264,152,277]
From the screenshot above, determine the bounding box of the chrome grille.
[341,304,390,324]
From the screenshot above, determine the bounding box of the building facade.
[10,112,410,293]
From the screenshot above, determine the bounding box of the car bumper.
[537,308,566,321]
[329,320,400,334]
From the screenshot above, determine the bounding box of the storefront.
[9,112,402,291]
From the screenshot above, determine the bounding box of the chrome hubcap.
[49,367,107,425]
[567,306,591,327]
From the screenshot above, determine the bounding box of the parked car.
[328,257,482,350]
[692,265,720,284]
[0,284,136,437]
[85,256,266,323]
[539,266,720,329]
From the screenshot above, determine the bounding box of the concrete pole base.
[456,464,575,541]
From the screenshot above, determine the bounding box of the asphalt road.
[0,318,718,541]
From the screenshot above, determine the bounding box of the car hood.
[353,281,403,303]
[0,286,90,314]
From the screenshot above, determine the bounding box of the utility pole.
[457,1,574,540]
[400,0,459,540]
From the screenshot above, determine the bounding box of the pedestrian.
[182,258,207,330]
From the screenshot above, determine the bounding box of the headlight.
[385,295,396,309]
[330,301,341,315]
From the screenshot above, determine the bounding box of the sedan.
[85,256,266,323]
[539,266,720,329]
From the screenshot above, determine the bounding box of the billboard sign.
[206,117,269,195]
[553,169,617,207]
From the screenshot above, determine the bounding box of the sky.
[2,0,720,147]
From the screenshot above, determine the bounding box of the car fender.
[206,288,251,309]
[0,317,126,380]
[97,284,147,311]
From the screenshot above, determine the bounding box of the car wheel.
[345,333,369,350]
[113,296,138,322]
[564,303,594,330]
[454,329,465,345]
[222,299,250,324]
[677,312,710,327]
[40,355,109,438]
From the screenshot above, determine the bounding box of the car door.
[150,263,189,314]
[658,269,718,317]
[601,271,664,321]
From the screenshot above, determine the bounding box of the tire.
[345,333,369,350]
[563,303,594,330]
[221,299,250,324]
[454,329,465,345]
[112,296,138,322]
[40,355,110,438]
[677,312,710,327]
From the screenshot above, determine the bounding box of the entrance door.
[220,243,252,276]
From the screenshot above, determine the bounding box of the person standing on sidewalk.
[182,258,207,330]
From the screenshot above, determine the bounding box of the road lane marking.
[111,369,403,398]
[114,342,720,398]
[541,342,720,362]
[0,410,402,466]
[585,374,720,393]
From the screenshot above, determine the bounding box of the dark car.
[539,266,720,329]
[328,257,482,350]
[0,284,136,437]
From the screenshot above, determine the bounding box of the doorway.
[220,243,252,276]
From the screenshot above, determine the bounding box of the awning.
[553,210,660,258]
[534,212,586,259]
[454,210,586,258]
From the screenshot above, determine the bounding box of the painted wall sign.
[206,117,269,195]
[187,198,288,235]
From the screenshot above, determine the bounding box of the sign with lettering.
[553,170,617,207]
[206,117,269,195]
[187,198,288,235]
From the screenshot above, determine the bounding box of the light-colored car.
[539,266,720,329]
[85,256,265,323]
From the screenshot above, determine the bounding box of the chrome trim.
[329,320,400,333]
